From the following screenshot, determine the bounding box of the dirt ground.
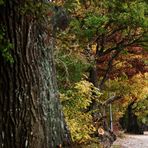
[111,132,148,148]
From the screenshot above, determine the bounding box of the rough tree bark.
[0,0,71,148]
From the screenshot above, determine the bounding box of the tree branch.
[103,95,122,106]
[99,48,122,89]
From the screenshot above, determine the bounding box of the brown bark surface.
[0,1,71,147]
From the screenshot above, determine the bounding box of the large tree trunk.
[0,1,71,148]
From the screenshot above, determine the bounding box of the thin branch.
[107,26,126,40]
[99,48,122,89]
[103,95,122,106]
[98,34,144,89]
[97,40,124,57]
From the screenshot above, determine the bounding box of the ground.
[111,132,148,148]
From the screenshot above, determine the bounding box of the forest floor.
[111,132,148,148]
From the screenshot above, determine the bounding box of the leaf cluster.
[60,80,101,143]
[0,28,13,63]
[108,73,148,123]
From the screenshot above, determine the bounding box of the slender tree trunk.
[89,66,98,88]
[127,102,141,134]
[120,101,143,134]
[89,66,109,130]
[0,1,71,148]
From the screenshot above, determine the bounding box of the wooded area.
[0,0,148,148]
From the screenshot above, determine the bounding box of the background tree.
[55,0,148,145]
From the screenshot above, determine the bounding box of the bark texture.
[0,1,71,148]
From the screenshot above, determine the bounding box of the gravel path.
[111,133,148,148]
